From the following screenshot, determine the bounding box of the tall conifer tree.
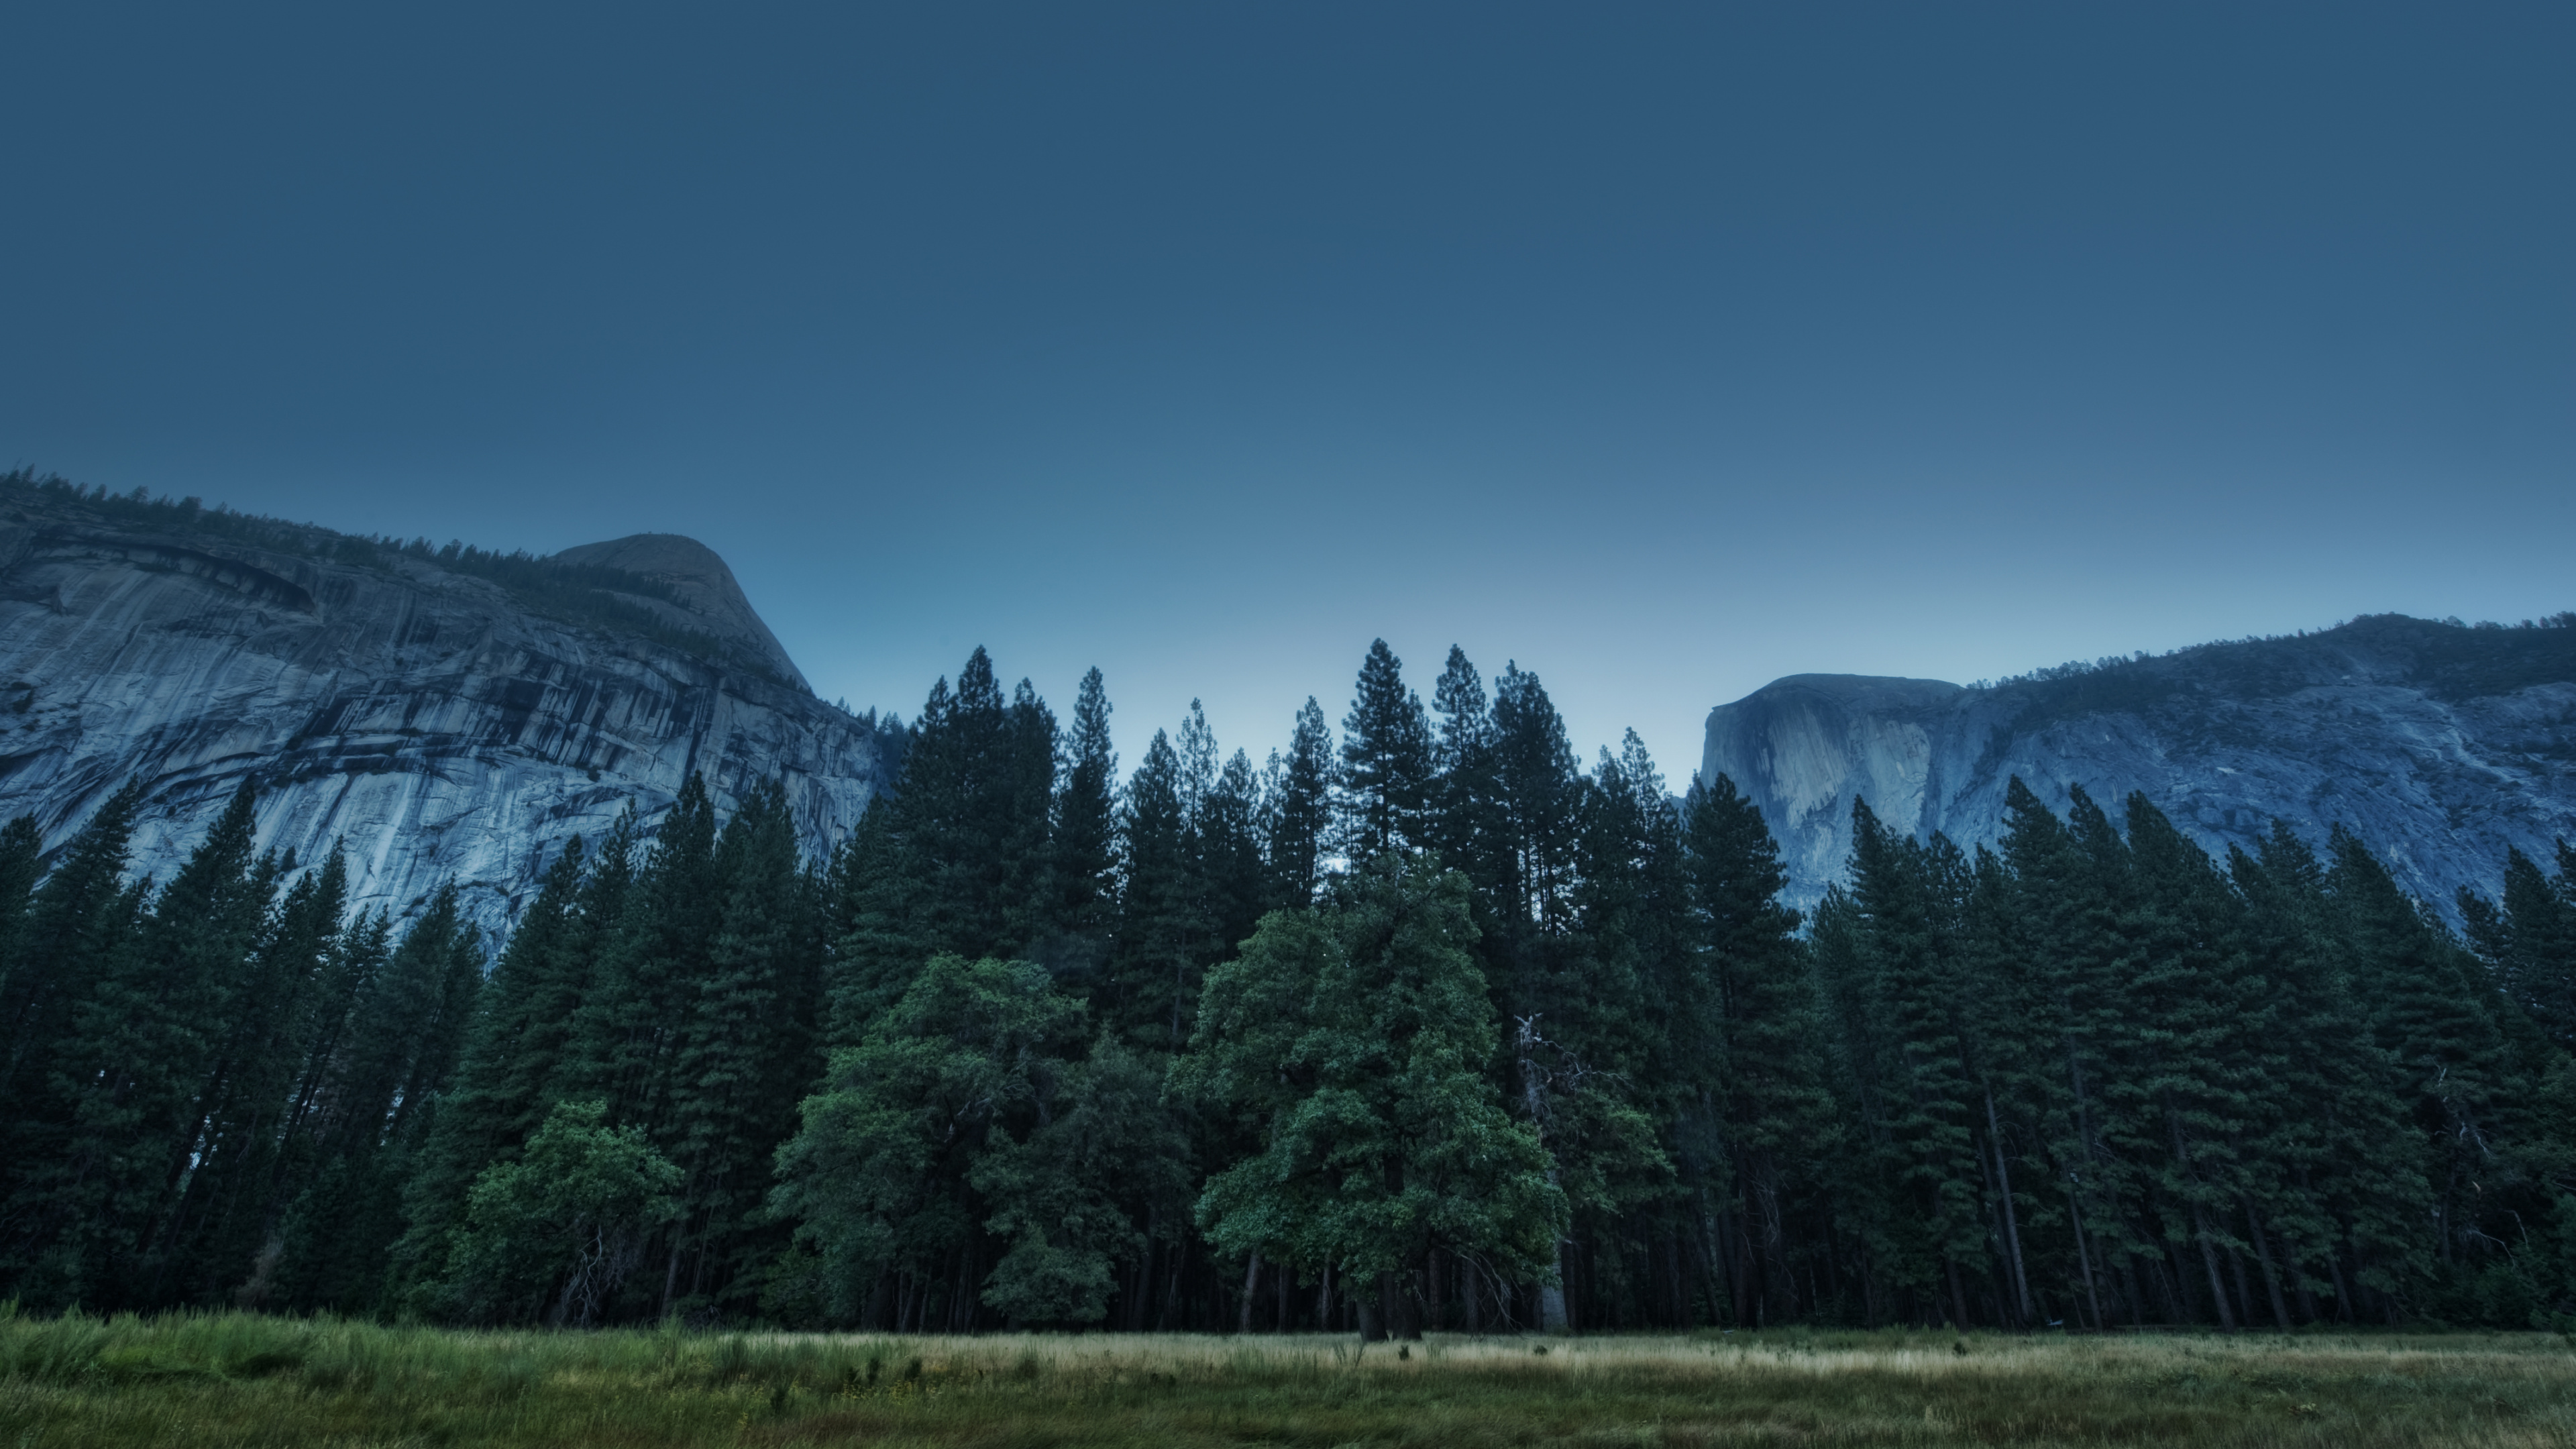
[1265,698,1335,908]
[1334,641,1433,861]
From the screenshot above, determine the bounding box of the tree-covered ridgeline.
[2,642,2571,1334]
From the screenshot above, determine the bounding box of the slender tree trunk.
[2226,1244,2259,1332]
[1517,1024,1571,1333]
[1239,1252,1260,1334]
[1984,1092,2034,1322]
[1666,1230,1688,1327]
[660,1237,682,1318]
[2065,1184,2104,1330]
[863,1271,891,1330]
[1755,1161,1796,1318]
[2191,1210,2236,1330]
[2240,1205,2290,1328]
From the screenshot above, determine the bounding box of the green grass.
[5,1311,2573,1448]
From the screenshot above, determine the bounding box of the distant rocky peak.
[1700,614,2576,919]
[550,533,809,692]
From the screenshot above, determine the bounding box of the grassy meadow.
[3,1310,2573,1448]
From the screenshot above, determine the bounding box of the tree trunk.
[2242,1201,2294,1330]
[2227,1244,2260,1331]
[2065,1184,2104,1330]
[1516,1047,1572,1334]
[1984,1092,2034,1323]
[1358,1275,1385,1341]
[2191,1211,2236,1331]
[2163,1108,2235,1330]
[1238,1252,1260,1334]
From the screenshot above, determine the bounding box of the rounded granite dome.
[549,533,810,691]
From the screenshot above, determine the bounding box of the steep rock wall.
[1701,616,2576,916]
[0,508,888,936]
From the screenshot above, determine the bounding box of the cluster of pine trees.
[3,641,2572,1335]
[0,784,482,1313]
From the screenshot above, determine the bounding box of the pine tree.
[1197,749,1269,963]
[833,650,1063,1020]
[1485,665,1584,933]
[2116,794,2277,1330]
[1265,698,1335,908]
[1334,641,1434,862]
[0,814,40,1024]
[1,780,147,1104]
[182,849,352,1307]
[122,782,280,1305]
[2461,844,2576,1049]
[1680,771,1836,1326]
[2326,826,2508,1295]
[1002,678,1063,946]
[270,887,482,1312]
[395,830,615,1303]
[1110,731,1203,1049]
[0,778,152,1307]
[1999,782,2157,1328]
[563,775,723,1144]
[1050,666,1119,951]
[1841,798,1986,1327]
[663,779,825,1315]
[1427,647,1498,877]
[2227,823,2425,1326]
[826,801,916,1040]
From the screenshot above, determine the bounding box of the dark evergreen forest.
[3,642,2573,1336]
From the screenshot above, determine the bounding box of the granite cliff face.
[0,485,890,936]
[1701,615,2576,916]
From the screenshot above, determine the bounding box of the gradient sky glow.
[3,3,2569,777]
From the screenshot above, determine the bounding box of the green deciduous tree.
[443,1099,683,1326]
[1182,855,1564,1340]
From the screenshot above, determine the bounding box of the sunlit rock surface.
[0,501,889,937]
[1701,616,2576,917]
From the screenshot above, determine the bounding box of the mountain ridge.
[0,474,891,934]
[1700,612,2576,917]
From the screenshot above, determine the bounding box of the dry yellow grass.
[5,1311,2573,1447]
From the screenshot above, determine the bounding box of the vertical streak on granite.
[0,522,888,937]
[1699,619,2576,917]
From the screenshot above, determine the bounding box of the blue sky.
[3,3,2569,777]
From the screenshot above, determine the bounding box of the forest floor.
[4,1311,2573,1447]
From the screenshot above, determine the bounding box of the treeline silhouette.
[2,641,2571,1334]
